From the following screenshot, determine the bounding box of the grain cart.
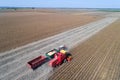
[27,56,46,69]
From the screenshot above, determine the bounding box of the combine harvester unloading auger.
[27,45,72,70]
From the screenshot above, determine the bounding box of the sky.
[0,0,120,8]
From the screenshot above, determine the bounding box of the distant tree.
[32,7,35,9]
[14,8,17,11]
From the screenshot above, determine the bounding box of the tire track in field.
[0,22,107,78]
[0,19,104,66]
[89,41,115,80]
[93,41,120,80]
[69,39,111,80]
[12,20,107,80]
[0,17,118,80]
[0,17,114,60]
[49,16,120,80]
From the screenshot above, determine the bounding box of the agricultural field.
[0,9,120,80]
[0,10,100,52]
[49,16,120,80]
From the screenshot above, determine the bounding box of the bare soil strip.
[49,18,120,80]
[0,16,117,80]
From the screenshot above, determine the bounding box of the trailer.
[27,56,46,69]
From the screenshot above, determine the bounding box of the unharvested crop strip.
[0,17,118,80]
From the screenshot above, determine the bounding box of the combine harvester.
[27,45,72,69]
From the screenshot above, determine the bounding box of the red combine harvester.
[49,52,72,67]
[27,45,72,69]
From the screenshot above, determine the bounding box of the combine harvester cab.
[27,56,46,70]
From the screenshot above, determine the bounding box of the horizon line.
[0,6,120,9]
